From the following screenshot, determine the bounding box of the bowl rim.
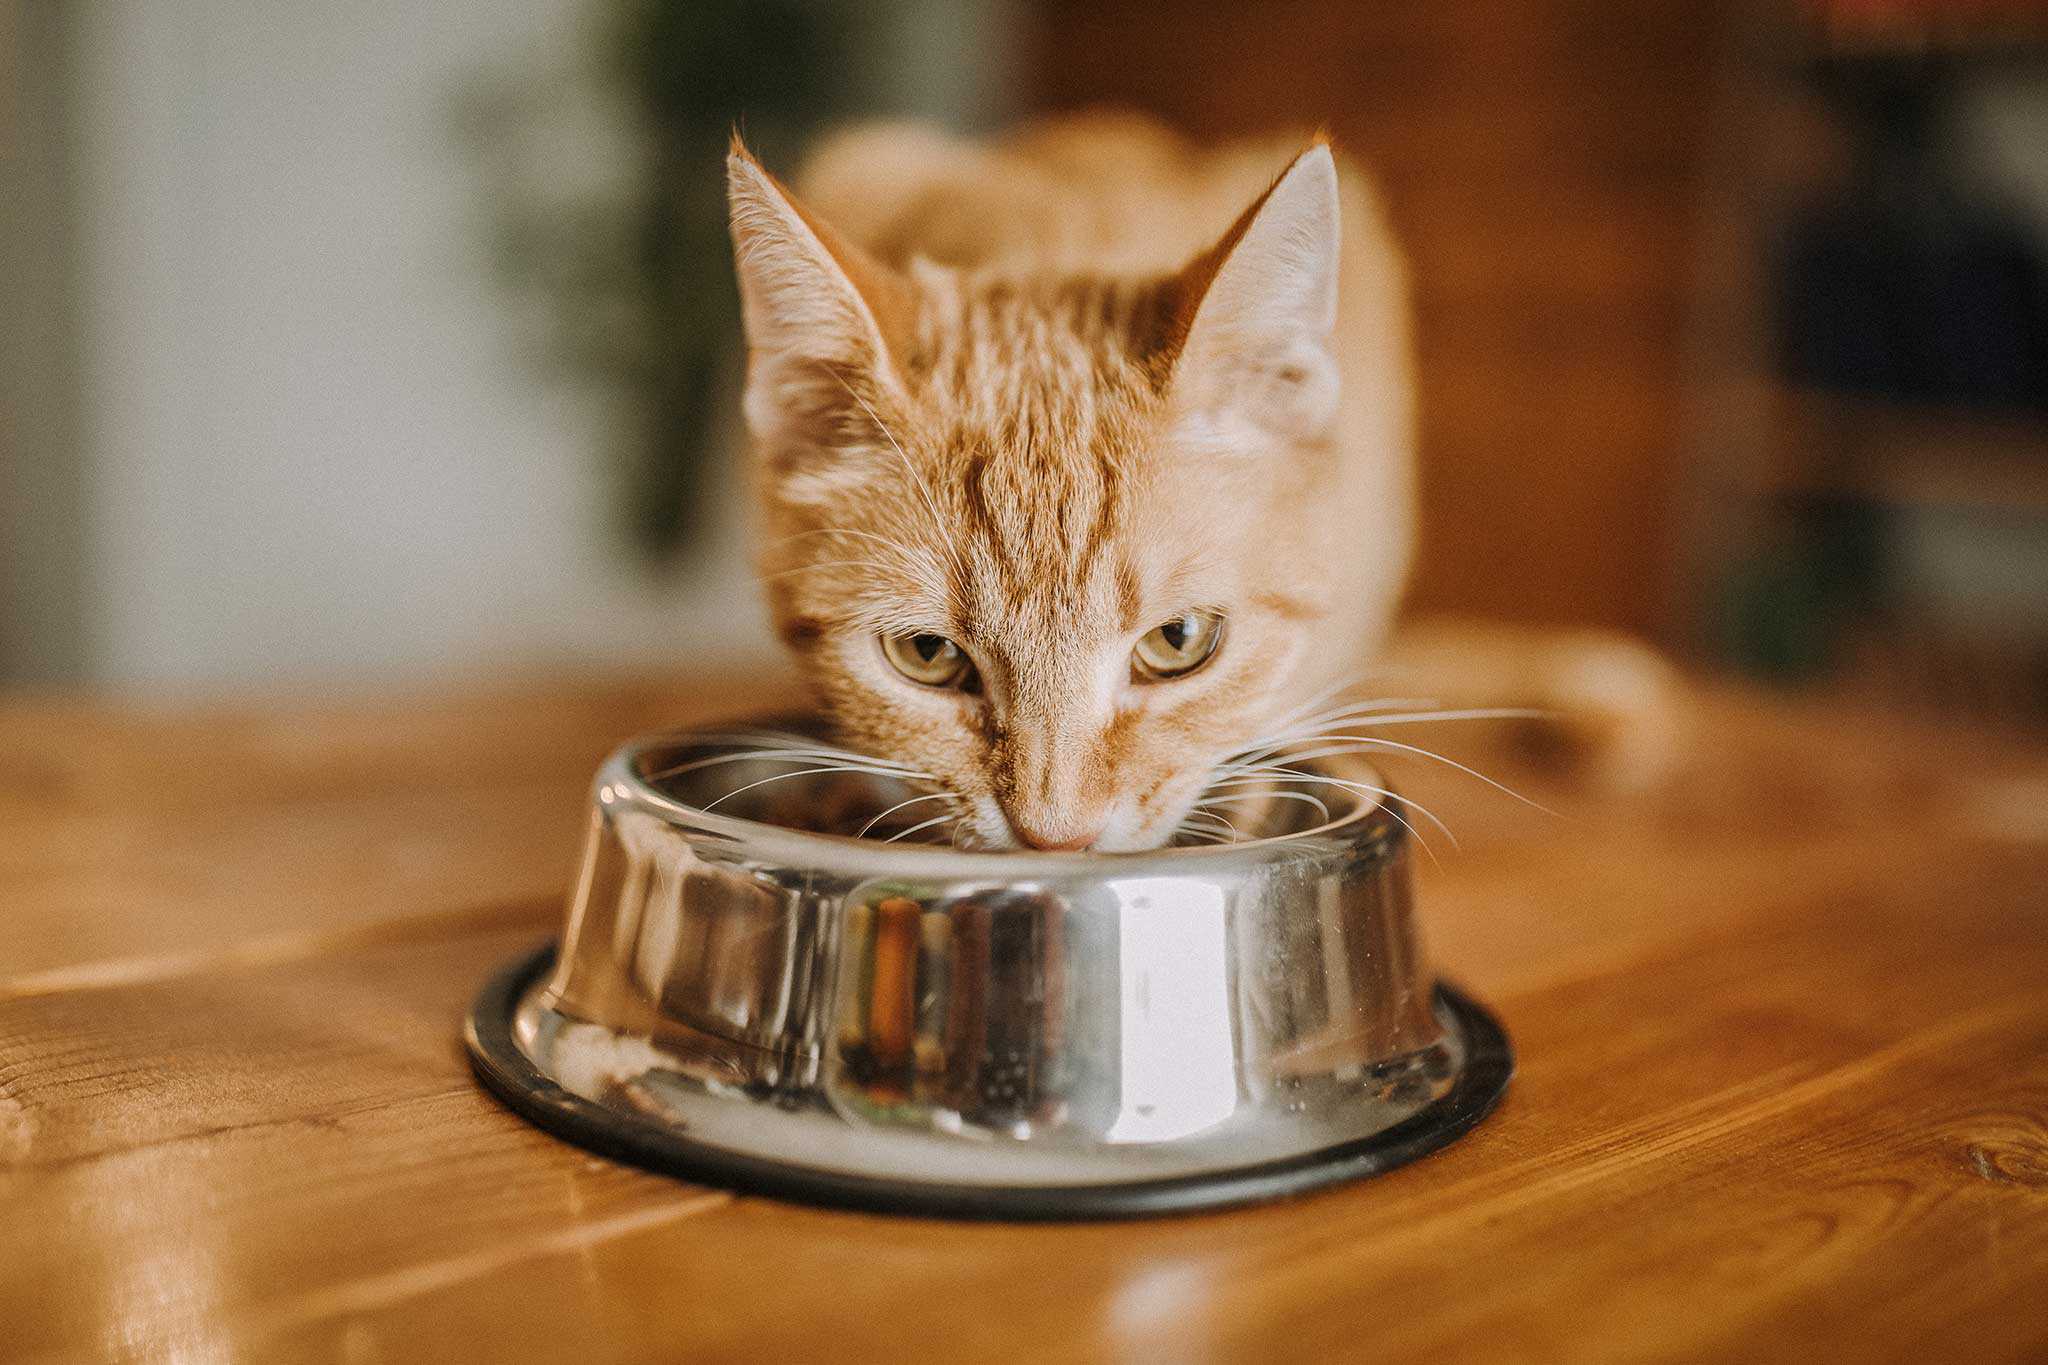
[602,723,1403,880]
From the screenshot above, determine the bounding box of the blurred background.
[4,0,2046,723]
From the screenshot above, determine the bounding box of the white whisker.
[643,746,931,785]
[881,810,961,844]
[700,765,910,812]
[854,791,955,839]
[1186,804,1244,841]
[1199,789,1333,824]
[1271,694,1443,736]
[1303,706,1549,728]
[1222,695,1444,771]
[651,733,931,772]
[1246,734,1559,817]
[1229,773,1450,867]
[1364,795,1442,868]
[1204,769,1459,852]
[1261,675,1368,735]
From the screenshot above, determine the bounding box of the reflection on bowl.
[465,720,1512,1219]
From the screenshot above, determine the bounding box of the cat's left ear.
[1162,142,1341,448]
[726,135,913,454]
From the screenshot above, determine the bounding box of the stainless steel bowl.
[466,722,1510,1218]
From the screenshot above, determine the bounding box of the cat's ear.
[726,136,912,453]
[1163,142,1342,448]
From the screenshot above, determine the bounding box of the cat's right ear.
[726,136,912,453]
[1159,142,1343,452]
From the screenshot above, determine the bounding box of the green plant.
[473,0,876,566]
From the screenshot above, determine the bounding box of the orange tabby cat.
[726,114,1421,850]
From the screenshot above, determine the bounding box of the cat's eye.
[1132,610,1225,681]
[882,632,975,689]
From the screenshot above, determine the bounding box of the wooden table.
[4,671,2046,1363]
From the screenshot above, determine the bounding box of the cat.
[725,113,1668,851]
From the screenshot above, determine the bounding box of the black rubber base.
[465,944,1512,1221]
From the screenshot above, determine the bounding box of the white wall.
[71,1,1012,694]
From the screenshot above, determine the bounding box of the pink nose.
[1009,816,1106,851]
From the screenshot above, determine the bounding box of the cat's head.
[727,135,1350,850]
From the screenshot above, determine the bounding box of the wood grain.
[2,673,2046,1363]
[0,672,803,979]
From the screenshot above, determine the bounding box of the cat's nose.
[1007,813,1107,851]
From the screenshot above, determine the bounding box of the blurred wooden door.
[1027,0,1727,637]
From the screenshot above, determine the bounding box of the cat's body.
[726,114,1422,850]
